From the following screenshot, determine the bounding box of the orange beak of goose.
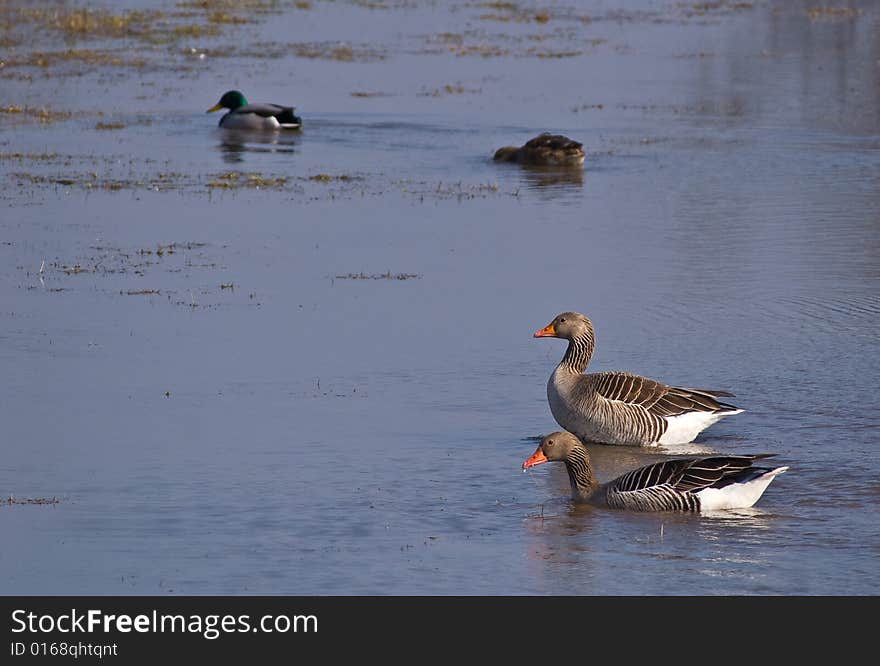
[522,447,548,470]
[534,323,556,338]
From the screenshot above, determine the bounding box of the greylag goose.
[493,133,585,166]
[523,432,787,511]
[207,90,302,130]
[535,312,742,446]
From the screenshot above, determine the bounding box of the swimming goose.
[493,133,585,166]
[207,90,302,130]
[535,312,742,446]
[523,432,787,511]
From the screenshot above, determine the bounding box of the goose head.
[533,311,593,340]
[522,431,585,469]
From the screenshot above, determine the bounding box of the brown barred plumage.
[523,432,786,512]
[535,312,742,446]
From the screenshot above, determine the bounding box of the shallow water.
[1,0,878,595]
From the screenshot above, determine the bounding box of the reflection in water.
[6,0,878,595]
[520,444,782,591]
[698,507,777,531]
[518,164,584,191]
[521,496,779,592]
[523,498,597,588]
[217,129,299,164]
[580,441,731,482]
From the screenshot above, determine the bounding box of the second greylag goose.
[523,432,787,511]
[493,133,585,166]
[535,312,742,446]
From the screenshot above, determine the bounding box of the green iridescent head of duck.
[207,90,248,113]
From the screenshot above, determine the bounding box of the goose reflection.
[217,129,300,164]
[518,163,585,190]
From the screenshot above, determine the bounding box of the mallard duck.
[493,133,585,166]
[206,90,302,130]
[523,431,787,511]
[534,312,743,446]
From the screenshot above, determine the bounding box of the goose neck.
[561,332,594,373]
[564,446,597,501]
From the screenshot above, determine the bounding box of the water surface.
[1,0,878,595]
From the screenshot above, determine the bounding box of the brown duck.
[493,133,585,166]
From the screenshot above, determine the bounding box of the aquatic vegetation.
[418,83,481,96]
[43,243,204,276]
[177,0,280,9]
[171,23,221,38]
[687,1,725,12]
[0,151,59,161]
[61,263,88,275]
[477,2,553,24]
[95,121,126,130]
[207,11,252,25]
[529,48,581,58]
[479,10,551,23]
[449,43,510,58]
[4,48,147,69]
[308,174,358,182]
[2,496,60,506]
[0,2,269,61]
[19,7,157,39]
[335,272,421,281]
[349,0,390,9]
[422,30,506,57]
[680,1,754,17]
[427,31,464,45]
[673,51,717,58]
[8,170,197,192]
[138,242,207,255]
[288,41,386,61]
[0,105,72,123]
[479,1,519,10]
[805,6,860,20]
[389,179,512,202]
[422,25,599,59]
[26,241,245,313]
[207,172,288,189]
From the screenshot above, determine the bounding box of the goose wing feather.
[592,371,737,416]
[611,454,777,495]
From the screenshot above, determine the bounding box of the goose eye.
[559,317,566,323]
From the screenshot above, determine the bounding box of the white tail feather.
[657,409,742,445]
[696,466,788,511]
